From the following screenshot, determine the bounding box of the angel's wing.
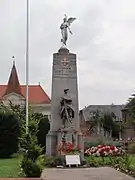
[67,17,76,26]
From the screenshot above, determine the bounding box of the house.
[0,62,51,117]
[80,104,126,140]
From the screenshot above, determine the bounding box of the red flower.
[110,145,115,150]
[58,141,81,154]
[105,147,110,152]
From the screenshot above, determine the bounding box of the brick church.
[0,62,51,117]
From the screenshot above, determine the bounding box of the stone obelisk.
[46,15,84,159]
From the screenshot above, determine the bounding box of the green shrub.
[84,138,105,150]
[128,143,135,154]
[53,156,63,166]
[20,134,43,177]
[26,144,43,161]
[84,142,96,149]
[86,156,100,167]
[111,155,135,175]
[44,156,63,167]
[85,155,135,176]
[44,156,56,167]
[21,157,41,177]
[20,112,44,177]
[0,113,20,158]
[112,141,122,148]
[104,141,122,148]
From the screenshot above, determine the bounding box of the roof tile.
[0,85,50,104]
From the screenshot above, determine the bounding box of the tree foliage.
[101,113,121,138]
[88,110,101,133]
[0,101,50,176]
[0,111,20,158]
[36,113,50,152]
[0,101,50,150]
[89,110,121,138]
[20,114,43,177]
[127,94,135,127]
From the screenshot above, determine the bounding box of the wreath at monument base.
[58,141,81,155]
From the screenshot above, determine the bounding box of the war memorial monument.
[42,15,135,180]
[46,15,84,160]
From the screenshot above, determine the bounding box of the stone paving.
[41,167,134,180]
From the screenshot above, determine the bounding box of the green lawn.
[1,154,135,178]
[0,155,22,178]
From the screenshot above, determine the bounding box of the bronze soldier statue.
[60,89,74,128]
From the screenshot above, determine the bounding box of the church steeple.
[4,61,23,96]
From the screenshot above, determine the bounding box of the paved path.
[41,167,134,180]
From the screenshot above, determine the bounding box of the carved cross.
[61,57,68,66]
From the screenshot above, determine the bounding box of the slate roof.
[81,104,125,122]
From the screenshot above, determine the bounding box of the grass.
[0,155,22,178]
[1,154,135,178]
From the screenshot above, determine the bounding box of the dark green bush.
[0,112,20,158]
[53,156,63,166]
[21,157,41,177]
[44,156,63,167]
[37,114,50,152]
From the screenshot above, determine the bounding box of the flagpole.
[26,0,29,134]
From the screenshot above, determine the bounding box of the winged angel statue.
[60,14,76,47]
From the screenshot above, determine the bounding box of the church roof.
[0,62,50,104]
[4,61,23,97]
[0,85,50,104]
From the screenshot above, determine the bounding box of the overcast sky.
[0,0,135,109]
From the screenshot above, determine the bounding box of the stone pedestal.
[46,131,57,156]
[46,47,84,159]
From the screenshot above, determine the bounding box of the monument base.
[46,131,57,156]
[46,129,84,161]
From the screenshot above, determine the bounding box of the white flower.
[96,151,100,156]
[109,150,113,154]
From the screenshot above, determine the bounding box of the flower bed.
[85,145,125,157]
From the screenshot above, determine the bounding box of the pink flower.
[85,145,125,157]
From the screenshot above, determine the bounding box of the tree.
[127,94,135,128]
[0,112,20,158]
[36,113,50,152]
[20,113,43,177]
[0,101,50,150]
[88,110,102,134]
[0,101,46,176]
[101,113,121,139]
